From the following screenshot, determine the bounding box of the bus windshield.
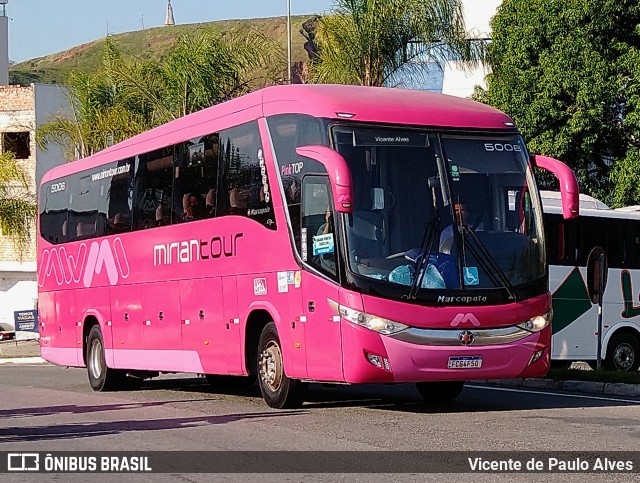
[333,126,545,296]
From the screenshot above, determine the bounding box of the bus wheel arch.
[82,316,100,368]
[85,324,127,391]
[604,328,640,372]
[245,309,274,377]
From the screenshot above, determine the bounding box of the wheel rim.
[89,339,104,380]
[259,340,283,392]
[613,343,635,370]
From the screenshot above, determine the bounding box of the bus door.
[300,176,344,382]
[179,277,226,374]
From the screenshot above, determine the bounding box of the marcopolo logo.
[450,313,481,327]
[38,238,130,288]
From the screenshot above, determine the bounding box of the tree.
[0,151,37,258]
[37,31,282,160]
[308,0,483,86]
[475,0,640,206]
[105,30,282,123]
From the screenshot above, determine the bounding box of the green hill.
[9,15,316,85]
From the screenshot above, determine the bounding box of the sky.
[7,0,335,63]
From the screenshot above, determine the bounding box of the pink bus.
[37,85,578,408]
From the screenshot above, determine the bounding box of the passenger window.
[98,159,134,235]
[218,122,276,229]
[40,178,70,244]
[133,147,174,230]
[173,133,219,224]
[68,173,99,241]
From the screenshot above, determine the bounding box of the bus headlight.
[328,300,409,335]
[518,310,552,332]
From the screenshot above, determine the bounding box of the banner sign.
[0,451,638,473]
[13,310,39,332]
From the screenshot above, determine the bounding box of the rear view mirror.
[531,154,579,219]
[296,146,353,213]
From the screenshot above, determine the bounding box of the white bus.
[543,191,640,371]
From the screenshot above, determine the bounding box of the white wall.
[0,270,37,332]
[441,0,501,98]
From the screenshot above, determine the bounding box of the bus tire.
[604,332,640,372]
[415,381,465,402]
[257,322,307,409]
[86,325,125,391]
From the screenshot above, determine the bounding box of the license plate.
[448,356,482,369]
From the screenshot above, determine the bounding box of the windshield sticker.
[463,266,480,286]
[281,162,304,176]
[450,164,460,181]
[294,271,302,288]
[258,149,270,204]
[301,228,308,261]
[277,272,288,293]
[313,233,335,256]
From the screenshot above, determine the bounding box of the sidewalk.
[481,377,640,398]
[0,338,46,364]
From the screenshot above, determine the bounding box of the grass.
[547,368,640,385]
[9,15,317,85]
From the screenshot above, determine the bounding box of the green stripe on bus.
[551,267,592,334]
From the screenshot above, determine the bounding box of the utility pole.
[287,0,292,83]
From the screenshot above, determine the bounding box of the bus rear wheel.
[605,332,640,372]
[86,325,126,391]
[415,381,465,403]
[257,322,307,409]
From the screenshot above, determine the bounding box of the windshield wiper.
[405,177,441,300]
[460,225,518,301]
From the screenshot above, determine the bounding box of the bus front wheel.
[257,322,307,409]
[86,325,125,391]
[415,381,465,403]
[605,332,640,372]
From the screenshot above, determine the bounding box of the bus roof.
[542,190,640,220]
[41,84,516,185]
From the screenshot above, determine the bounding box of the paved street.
[1,364,639,481]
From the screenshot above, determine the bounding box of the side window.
[40,178,70,244]
[629,223,640,270]
[576,217,622,267]
[133,146,174,230]
[173,133,219,224]
[302,176,337,279]
[98,159,134,235]
[68,173,99,241]
[218,122,276,229]
[544,213,565,265]
[268,115,326,249]
[605,219,625,269]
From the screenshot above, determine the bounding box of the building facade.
[0,83,70,334]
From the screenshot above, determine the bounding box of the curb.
[0,356,47,365]
[482,378,640,397]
